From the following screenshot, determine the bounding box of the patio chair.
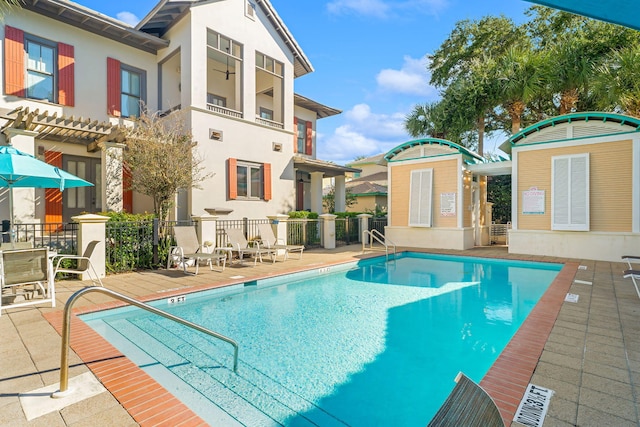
[167,226,226,275]
[0,247,53,315]
[622,255,640,299]
[427,372,505,427]
[257,223,304,261]
[224,228,274,266]
[53,240,103,287]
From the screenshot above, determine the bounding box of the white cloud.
[116,11,140,27]
[327,0,447,18]
[318,103,410,164]
[376,55,436,97]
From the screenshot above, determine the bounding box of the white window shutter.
[552,154,589,231]
[409,169,433,227]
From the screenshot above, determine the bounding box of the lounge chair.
[0,247,53,315]
[622,255,640,299]
[257,223,304,261]
[427,372,505,427]
[224,228,274,266]
[53,240,104,286]
[168,226,226,275]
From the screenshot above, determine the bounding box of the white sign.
[440,192,456,216]
[515,383,554,427]
[167,295,186,304]
[522,187,545,215]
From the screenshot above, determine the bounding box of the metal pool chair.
[0,247,53,315]
[53,240,103,286]
[168,226,226,275]
[224,228,274,266]
[257,223,304,261]
[622,255,640,299]
[427,372,505,427]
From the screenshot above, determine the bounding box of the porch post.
[334,175,346,212]
[310,172,324,214]
[267,214,289,245]
[4,129,38,224]
[357,213,372,244]
[72,213,109,281]
[192,214,218,249]
[320,213,337,249]
[102,142,126,212]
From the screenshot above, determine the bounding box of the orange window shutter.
[228,158,238,200]
[58,43,74,106]
[123,163,133,213]
[293,117,298,153]
[4,26,24,97]
[305,121,313,155]
[44,150,63,225]
[263,163,272,201]
[107,57,121,116]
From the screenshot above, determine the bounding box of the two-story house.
[0,0,356,225]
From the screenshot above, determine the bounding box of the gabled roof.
[499,112,640,154]
[137,0,314,77]
[346,153,386,167]
[346,182,387,196]
[348,171,387,183]
[294,94,341,119]
[21,0,168,54]
[384,138,485,164]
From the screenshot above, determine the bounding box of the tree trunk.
[508,101,525,134]
[476,115,485,155]
[559,88,579,115]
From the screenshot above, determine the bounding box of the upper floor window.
[256,52,283,77]
[296,119,306,153]
[245,0,256,19]
[260,107,273,121]
[121,67,142,118]
[26,38,56,102]
[207,30,242,59]
[208,93,227,107]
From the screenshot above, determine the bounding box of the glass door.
[62,155,101,221]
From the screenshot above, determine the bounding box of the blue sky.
[79,0,532,164]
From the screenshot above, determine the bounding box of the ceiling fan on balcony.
[212,47,236,80]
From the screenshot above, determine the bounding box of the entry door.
[62,155,102,221]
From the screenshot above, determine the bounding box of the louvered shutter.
[228,158,238,200]
[4,26,24,97]
[293,117,298,153]
[552,154,589,231]
[409,169,433,227]
[263,163,272,201]
[107,57,121,116]
[305,121,313,155]
[45,150,63,226]
[58,43,74,106]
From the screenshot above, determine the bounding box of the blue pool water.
[82,253,561,426]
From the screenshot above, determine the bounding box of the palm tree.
[593,46,640,118]
[0,0,21,18]
[497,47,548,134]
[404,102,449,139]
[548,38,593,114]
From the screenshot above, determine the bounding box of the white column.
[310,172,324,214]
[73,213,109,280]
[5,129,38,225]
[319,213,336,249]
[357,213,372,244]
[103,142,126,212]
[334,175,346,213]
[267,214,289,244]
[192,214,218,248]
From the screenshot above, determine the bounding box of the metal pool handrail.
[52,286,239,398]
[362,229,396,260]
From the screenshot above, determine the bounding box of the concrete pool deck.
[0,245,638,426]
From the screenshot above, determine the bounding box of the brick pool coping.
[44,253,577,426]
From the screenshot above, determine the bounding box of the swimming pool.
[82,252,561,426]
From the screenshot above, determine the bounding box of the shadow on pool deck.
[0,245,638,426]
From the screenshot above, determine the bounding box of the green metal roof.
[526,1,640,31]
[384,138,485,163]
[501,112,640,152]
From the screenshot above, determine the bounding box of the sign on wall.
[440,192,456,216]
[522,187,545,215]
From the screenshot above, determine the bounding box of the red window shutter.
[293,117,298,153]
[123,163,133,213]
[44,150,63,227]
[263,163,272,201]
[4,26,24,97]
[228,158,237,200]
[58,42,74,106]
[107,57,121,116]
[305,121,313,155]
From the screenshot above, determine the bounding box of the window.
[245,0,256,19]
[409,168,433,227]
[121,67,142,117]
[26,39,55,102]
[260,107,273,120]
[4,27,74,105]
[207,93,226,107]
[227,158,271,201]
[296,119,306,153]
[552,153,589,231]
[207,31,242,58]
[255,52,283,76]
[294,118,313,155]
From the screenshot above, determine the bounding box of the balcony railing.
[255,116,284,129]
[207,103,243,119]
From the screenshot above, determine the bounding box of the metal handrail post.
[52,286,239,398]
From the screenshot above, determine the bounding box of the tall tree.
[593,46,640,118]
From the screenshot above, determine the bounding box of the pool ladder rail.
[51,286,239,398]
[362,229,397,260]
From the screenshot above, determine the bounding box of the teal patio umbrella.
[0,146,93,245]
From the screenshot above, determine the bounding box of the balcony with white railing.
[206,103,243,119]
[255,115,284,129]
